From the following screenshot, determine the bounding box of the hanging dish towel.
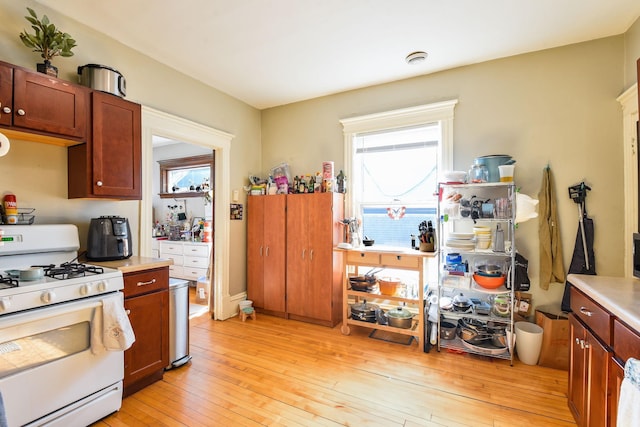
[618,358,640,427]
[91,293,135,355]
[538,167,565,290]
[0,391,7,427]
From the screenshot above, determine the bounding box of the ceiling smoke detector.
[405,51,428,65]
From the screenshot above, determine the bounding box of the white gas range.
[0,224,126,427]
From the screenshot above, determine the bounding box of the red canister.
[3,194,18,224]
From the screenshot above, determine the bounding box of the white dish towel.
[618,357,640,427]
[91,293,136,355]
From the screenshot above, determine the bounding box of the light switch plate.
[232,189,239,202]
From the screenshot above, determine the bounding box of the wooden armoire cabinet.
[286,192,344,327]
[246,194,287,317]
[246,193,344,326]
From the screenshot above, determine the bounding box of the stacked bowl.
[473,225,491,250]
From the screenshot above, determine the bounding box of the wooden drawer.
[613,319,640,363]
[183,244,209,258]
[346,251,380,265]
[124,267,169,298]
[184,255,209,269]
[570,286,612,345]
[380,253,420,269]
[159,242,183,255]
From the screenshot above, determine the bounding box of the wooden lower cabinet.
[123,267,169,397]
[568,313,610,427]
[609,357,625,427]
[246,195,287,316]
[286,193,343,327]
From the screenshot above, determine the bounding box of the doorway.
[140,107,235,320]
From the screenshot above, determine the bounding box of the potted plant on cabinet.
[18,7,77,77]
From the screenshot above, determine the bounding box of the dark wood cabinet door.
[123,289,169,396]
[585,327,610,427]
[12,68,88,140]
[90,91,141,199]
[569,314,587,427]
[609,357,624,427]
[0,63,12,127]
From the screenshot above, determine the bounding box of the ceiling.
[38,0,640,110]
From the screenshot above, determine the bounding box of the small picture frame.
[230,203,243,220]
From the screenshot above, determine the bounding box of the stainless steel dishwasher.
[166,278,192,369]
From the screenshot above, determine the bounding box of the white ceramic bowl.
[443,171,467,183]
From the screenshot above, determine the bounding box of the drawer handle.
[579,306,593,317]
[396,255,401,260]
[137,278,157,287]
[310,249,314,260]
[259,246,263,257]
[265,246,270,257]
[360,253,365,257]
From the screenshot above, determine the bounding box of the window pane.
[361,206,437,247]
[353,124,441,247]
[168,166,210,191]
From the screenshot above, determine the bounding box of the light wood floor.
[94,302,576,427]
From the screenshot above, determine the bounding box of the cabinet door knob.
[96,181,103,187]
[16,108,25,116]
[1,106,10,114]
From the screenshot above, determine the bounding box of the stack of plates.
[446,232,475,250]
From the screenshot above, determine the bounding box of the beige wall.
[262,36,628,310]
[624,16,640,89]
[0,0,260,295]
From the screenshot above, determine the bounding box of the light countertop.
[567,274,640,332]
[88,256,173,274]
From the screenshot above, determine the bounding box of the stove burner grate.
[0,274,19,289]
[40,263,105,280]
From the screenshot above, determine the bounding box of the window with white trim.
[340,100,457,247]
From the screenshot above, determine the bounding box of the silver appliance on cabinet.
[166,278,191,369]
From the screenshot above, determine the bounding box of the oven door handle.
[0,292,123,341]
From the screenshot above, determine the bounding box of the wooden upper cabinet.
[0,63,12,127]
[68,91,142,199]
[11,67,89,140]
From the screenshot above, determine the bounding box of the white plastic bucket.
[515,321,544,365]
[239,300,253,309]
